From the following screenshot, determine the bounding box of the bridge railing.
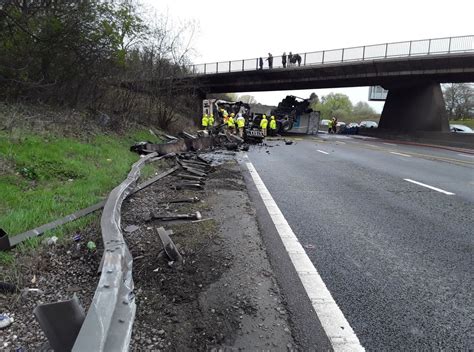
[188,35,474,75]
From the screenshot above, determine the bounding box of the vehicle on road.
[359,120,378,129]
[450,124,474,134]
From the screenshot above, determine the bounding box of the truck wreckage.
[131,96,319,156]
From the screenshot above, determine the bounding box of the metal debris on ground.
[151,212,202,221]
[174,183,204,191]
[177,173,206,182]
[158,196,200,204]
[285,140,294,145]
[156,227,183,263]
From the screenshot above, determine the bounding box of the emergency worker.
[227,114,236,134]
[202,113,209,129]
[236,113,246,138]
[208,114,215,127]
[328,119,333,134]
[260,114,268,137]
[269,116,277,136]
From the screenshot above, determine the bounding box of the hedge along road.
[242,136,473,351]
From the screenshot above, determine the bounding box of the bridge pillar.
[379,83,449,132]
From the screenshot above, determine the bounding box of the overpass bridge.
[185,35,474,132]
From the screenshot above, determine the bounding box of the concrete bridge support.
[379,83,449,132]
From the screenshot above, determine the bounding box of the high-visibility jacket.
[202,115,209,127]
[269,119,277,130]
[227,116,235,128]
[236,117,245,128]
[328,120,333,128]
[260,117,268,129]
[209,115,215,126]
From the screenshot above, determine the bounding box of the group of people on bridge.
[259,52,302,70]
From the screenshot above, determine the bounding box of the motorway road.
[244,135,473,351]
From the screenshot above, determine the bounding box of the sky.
[143,0,473,112]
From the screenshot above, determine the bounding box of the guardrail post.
[448,37,452,53]
[362,46,365,60]
[304,53,307,65]
[193,65,195,74]
[256,58,258,70]
[428,39,431,54]
[242,60,244,71]
[216,62,218,73]
[384,43,388,58]
[228,61,231,72]
[322,51,325,64]
[341,48,345,62]
[409,41,412,56]
[204,63,206,74]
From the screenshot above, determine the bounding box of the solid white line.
[404,178,455,195]
[458,153,474,158]
[336,141,346,144]
[246,162,364,351]
[383,142,397,146]
[317,150,329,155]
[389,151,412,158]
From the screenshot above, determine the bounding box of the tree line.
[0,0,196,129]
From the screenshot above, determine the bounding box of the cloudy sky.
[144,0,473,111]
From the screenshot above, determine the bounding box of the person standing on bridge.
[269,116,277,136]
[260,114,268,136]
[236,113,246,138]
[201,113,209,130]
[282,52,287,68]
[266,53,273,69]
[288,52,293,66]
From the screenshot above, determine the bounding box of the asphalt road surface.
[245,135,473,351]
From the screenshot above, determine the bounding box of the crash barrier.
[31,153,178,351]
[0,159,178,251]
[71,152,159,351]
[188,35,474,74]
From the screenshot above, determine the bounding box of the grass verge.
[0,129,161,264]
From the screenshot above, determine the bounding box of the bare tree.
[443,83,474,119]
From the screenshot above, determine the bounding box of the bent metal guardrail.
[188,35,474,75]
[72,152,160,352]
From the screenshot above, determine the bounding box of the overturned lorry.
[207,96,319,136]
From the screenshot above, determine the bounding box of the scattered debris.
[151,212,202,222]
[285,140,294,145]
[21,288,44,298]
[73,233,82,242]
[174,183,204,191]
[0,282,16,294]
[86,241,96,251]
[43,236,58,246]
[0,314,13,329]
[158,197,200,204]
[156,227,183,263]
[124,225,140,233]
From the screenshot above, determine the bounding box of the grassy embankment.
[452,119,474,129]
[0,129,161,264]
